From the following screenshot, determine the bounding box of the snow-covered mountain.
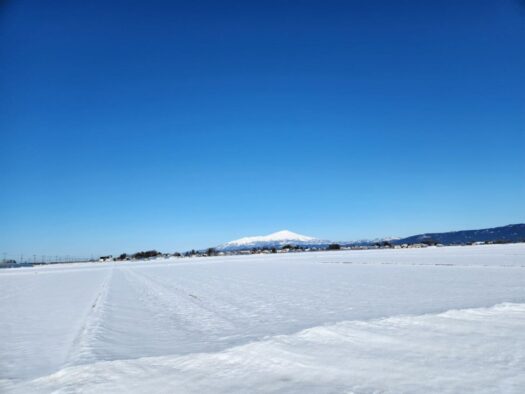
[217,230,328,251]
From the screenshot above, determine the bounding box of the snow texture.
[1,244,525,393]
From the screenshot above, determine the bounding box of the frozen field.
[1,244,525,393]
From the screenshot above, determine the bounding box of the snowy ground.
[1,244,524,393]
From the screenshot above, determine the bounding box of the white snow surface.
[1,244,525,393]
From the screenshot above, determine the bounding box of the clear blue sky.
[1,0,524,257]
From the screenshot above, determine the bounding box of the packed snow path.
[1,244,525,393]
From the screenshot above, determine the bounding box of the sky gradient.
[1,0,524,257]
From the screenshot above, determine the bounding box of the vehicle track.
[122,267,237,334]
[64,267,114,367]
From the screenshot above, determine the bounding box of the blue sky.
[1,0,524,257]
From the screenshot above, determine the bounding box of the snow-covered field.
[1,244,525,393]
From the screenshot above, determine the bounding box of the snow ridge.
[6,302,525,394]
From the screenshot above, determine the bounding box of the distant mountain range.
[216,230,401,251]
[392,223,525,245]
[216,224,525,251]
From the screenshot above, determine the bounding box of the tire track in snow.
[135,270,258,321]
[148,273,284,327]
[122,267,237,335]
[64,267,114,367]
[170,273,315,321]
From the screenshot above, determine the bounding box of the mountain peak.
[265,230,315,241]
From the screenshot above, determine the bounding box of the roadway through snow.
[1,244,525,393]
